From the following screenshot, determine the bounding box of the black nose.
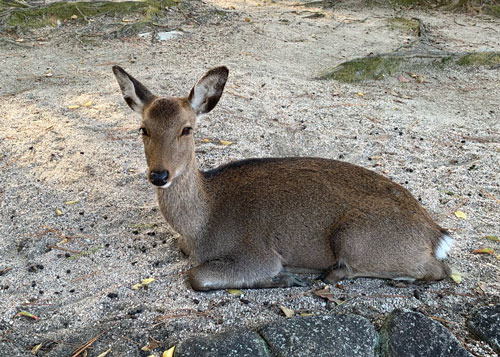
[149,170,169,186]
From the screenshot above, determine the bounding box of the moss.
[320,55,403,83]
[387,17,419,34]
[486,5,500,18]
[457,52,500,66]
[4,0,177,30]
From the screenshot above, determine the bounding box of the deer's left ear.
[112,66,155,114]
[188,66,229,116]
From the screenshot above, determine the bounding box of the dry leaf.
[472,248,494,255]
[226,289,243,296]
[83,100,93,107]
[132,283,143,290]
[397,74,410,83]
[244,17,251,22]
[280,305,295,318]
[163,346,175,357]
[141,277,155,285]
[449,267,462,284]
[55,208,63,216]
[485,235,499,242]
[141,337,161,352]
[314,287,344,305]
[454,210,467,219]
[65,200,79,205]
[67,105,80,109]
[357,92,364,97]
[201,138,211,143]
[97,348,112,357]
[31,343,43,354]
[16,311,38,320]
[219,139,233,146]
[70,15,78,19]
[300,312,313,316]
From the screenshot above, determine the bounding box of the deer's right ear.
[112,66,154,114]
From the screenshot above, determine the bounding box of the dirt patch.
[0,0,499,356]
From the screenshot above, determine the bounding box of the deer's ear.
[188,66,228,116]
[112,66,155,114]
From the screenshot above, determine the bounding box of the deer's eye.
[139,127,149,136]
[181,127,193,136]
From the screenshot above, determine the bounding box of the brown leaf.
[279,305,295,318]
[472,248,494,255]
[397,74,410,83]
[141,337,161,352]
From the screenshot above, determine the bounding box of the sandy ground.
[1,0,499,355]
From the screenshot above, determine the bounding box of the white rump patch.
[435,234,454,260]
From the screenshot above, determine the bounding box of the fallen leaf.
[357,92,364,97]
[163,346,175,357]
[314,287,345,305]
[485,235,499,242]
[67,105,80,109]
[97,348,112,357]
[15,311,38,320]
[133,277,156,290]
[280,305,295,318]
[472,248,494,255]
[31,343,43,354]
[15,38,24,42]
[55,208,63,216]
[141,337,161,352]
[83,100,93,107]
[45,71,53,77]
[416,75,425,83]
[300,312,313,316]
[70,15,78,20]
[454,210,467,219]
[219,139,233,146]
[65,200,79,205]
[226,289,243,296]
[397,74,410,83]
[141,277,155,286]
[449,267,462,284]
[477,282,487,294]
[244,17,251,22]
[406,72,417,78]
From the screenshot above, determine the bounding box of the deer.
[112,65,454,291]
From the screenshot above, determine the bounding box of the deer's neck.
[156,159,207,241]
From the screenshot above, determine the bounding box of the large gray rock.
[259,314,378,357]
[379,309,472,357]
[467,304,500,353]
[174,329,271,357]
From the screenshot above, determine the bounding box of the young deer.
[112,65,454,291]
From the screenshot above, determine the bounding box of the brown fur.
[112,65,452,291]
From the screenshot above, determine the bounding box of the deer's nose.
[149,170,169,186]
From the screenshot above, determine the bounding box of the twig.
[481,189,500,205]
[0,88,31,97]
[407,119,418,131]
[46,245,82,254]
[0,267,13,276]
[71,329,109,357]
[447,198,469,216]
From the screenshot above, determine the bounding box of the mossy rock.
[321,51,500,83]
[486,5,500,17]
[320,55,403,82]
[387,17,420,35]
[457,52,500,66]
[2,0,178,30]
